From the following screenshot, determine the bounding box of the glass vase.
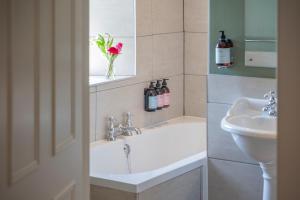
[106,60,115,80]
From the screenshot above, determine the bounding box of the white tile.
[90,93,97,142]
[208,74,277,104]
[153,33,184,79]
[208,158,263,200]
[184,0,208,33]
[136,0,152,36]
[185,33,208,75]
[184,75,207,117]
[152,0,183,34]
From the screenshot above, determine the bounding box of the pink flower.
[108,43,123,55]
[116,42,123,51]
[108,47,120,55]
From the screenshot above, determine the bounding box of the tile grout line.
[183,0,186,115]
[208,157,260,166]
[150,0,154,124]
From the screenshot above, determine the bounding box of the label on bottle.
[216,48,230,64]
[157,94,164,108]
[149,96,157,109]
[164,93,170,106]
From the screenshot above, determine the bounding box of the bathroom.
[0,0,299,200]
[89,0,276,199]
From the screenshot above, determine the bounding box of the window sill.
[89,75,133,87]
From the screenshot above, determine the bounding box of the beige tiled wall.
[90,0,184,142]
[185,75,207,117]
[184,0,209,117]
[184,0,208,33]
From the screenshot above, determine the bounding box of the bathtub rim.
[89,116,206,149]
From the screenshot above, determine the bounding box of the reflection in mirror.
[89,0,136,84]
[245,0,277,68]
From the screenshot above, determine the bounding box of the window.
[89,0,136,85]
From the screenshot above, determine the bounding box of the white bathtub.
[90,116,207,197]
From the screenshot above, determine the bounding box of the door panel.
[0,0,88,199]
[53,0,76,155]
[8,0,40,184]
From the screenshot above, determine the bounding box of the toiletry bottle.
[161,79,170,108]
[144,81,157,112]
[227,38,234,66]
[216,31,231,68]
[155,80,164,110]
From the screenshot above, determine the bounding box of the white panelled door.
[0,0,89,199]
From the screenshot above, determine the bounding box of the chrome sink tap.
[262,91,277,117]
[107,112,142,141]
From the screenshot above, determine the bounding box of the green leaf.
[98,34,105,43]
[108,38,114,48]
[105,33,115,49]
[95,34,105,49]
[100,46,106,55]
[94,34,108,59]
[95,40,103,48]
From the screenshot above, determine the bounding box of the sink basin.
[222,97,276,138]
[221,97,277,200]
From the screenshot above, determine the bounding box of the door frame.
[82,0,90,198]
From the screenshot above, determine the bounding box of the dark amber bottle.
[216,31,231,68]
[227,38,234,66]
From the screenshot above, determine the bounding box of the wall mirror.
[244,0,277,68]
[89,0,136,84]
[209,0,277,78]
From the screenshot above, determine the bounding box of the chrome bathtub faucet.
[121,112,142,136]
[107,112,141,141]
[262,91,277,117]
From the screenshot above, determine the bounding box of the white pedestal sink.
[221,97,277,200]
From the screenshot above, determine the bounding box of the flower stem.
[106,59,115,79]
